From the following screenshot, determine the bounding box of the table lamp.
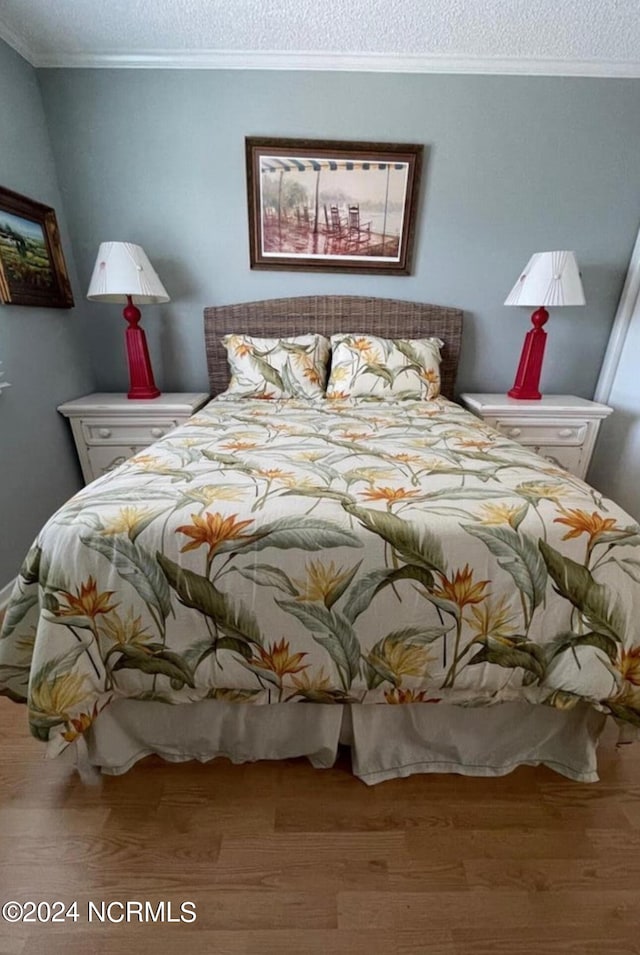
[504,250,585,400]
[87,242,169,399]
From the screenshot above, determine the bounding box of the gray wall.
[0,39,92,585]
[39,70,640,400]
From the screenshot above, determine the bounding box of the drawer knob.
[508,427,522,438]
[558,428,573,438]
[98,427,112,438]
[151,427,165,438]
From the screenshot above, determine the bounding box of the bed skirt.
[76,700,607,784]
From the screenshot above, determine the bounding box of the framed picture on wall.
[246,137,423,275]
[0,185,74,308]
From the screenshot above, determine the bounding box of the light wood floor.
[1,699,640,955]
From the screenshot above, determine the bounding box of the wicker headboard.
[204,295,463,400]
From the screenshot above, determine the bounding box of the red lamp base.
[123,296,160,400]
[507,306,549,401]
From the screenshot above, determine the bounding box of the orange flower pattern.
[221,440,259,451]
[176,512,255,558]
[221,334,329,399]
[433,565,490,608]
[361,486,421,505]
[554,507,619,544]
[326,333,442,399]
[57,577,118,620]
[251,639,308,678]
[2,393,640,758]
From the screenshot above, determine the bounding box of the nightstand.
[58,392,210,484]
[459,394,613,479]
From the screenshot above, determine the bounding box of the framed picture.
[246,137,423,275]
[0,185,74,308]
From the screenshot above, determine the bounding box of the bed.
[2,295,640,784]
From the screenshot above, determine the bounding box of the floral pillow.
[326,333,443,400]
[220,334,330,399]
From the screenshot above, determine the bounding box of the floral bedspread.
[2,396,640,757]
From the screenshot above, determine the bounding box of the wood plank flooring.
[1,697,640,954]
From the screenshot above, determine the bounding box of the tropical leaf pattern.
[220,334,329,399]
[326,334,443,399]
[1,395,640,756]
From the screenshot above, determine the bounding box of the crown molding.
[0,17,37,65]
[29,48,640,77]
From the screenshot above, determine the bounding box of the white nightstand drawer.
[86,445,139,478]
[493,419,588,446]
[81,418,180,446]
[59,392,210,484]
[459,394,613,481]
[530,445,583,473]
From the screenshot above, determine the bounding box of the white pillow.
[326,333,443,400]
[220,334,330,399]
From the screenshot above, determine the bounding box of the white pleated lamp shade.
[504,251,585,308]
[87,242,170,305]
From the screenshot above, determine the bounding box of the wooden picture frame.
[246,137,423,275]
[0,185,74,308]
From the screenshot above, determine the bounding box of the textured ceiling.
[0,0,639,74]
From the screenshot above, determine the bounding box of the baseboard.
[0,578,16,613]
